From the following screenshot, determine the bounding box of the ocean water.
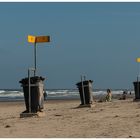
[0,89,133,101]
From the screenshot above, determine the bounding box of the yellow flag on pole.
[136,58,140,63]
[28,35,36,43]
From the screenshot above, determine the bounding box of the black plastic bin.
[19,76,45,113]
[76,80,93,105]
[133,81,140,100]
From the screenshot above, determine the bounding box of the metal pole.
[84,76,86,81]
[28,68,35,113]
[137,63,140,99]
[34,42,37,76]
[28,69,31,113]
[81,75,85,105]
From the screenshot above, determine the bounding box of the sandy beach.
[0,97,140,138]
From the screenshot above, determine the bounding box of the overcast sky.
[0,2,140,89]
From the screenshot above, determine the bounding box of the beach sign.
[136,58,140,63]
[28,35,50,43]
[28,35,36,43]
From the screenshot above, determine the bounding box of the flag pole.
[28,35,50,77]
[137,62,140,98]
[34,42,37,76]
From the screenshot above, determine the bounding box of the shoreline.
[0,92,135,103]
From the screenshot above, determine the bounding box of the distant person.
[119,91,127,100]
[105,89,112,102]
[43,90,47,101]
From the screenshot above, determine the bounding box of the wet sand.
[0,97,140,138]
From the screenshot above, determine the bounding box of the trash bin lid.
[19,76,45,84]
[76,80,93,86]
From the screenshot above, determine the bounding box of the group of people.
[105,89,131,102]
[43,88,131,102]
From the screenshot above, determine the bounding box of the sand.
[0,98,140,138]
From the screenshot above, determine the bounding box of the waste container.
[19,76,45,113]
[76,80,93,105]
[133,81,140,100]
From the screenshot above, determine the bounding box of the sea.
[0,89,134,101]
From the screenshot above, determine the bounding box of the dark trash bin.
[133,81,140,100]
[76,80,93,105]
[19,76,45,113]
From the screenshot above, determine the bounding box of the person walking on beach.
[105,89,112,102]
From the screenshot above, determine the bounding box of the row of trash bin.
[19,76,94,113]
[19,76,140,113]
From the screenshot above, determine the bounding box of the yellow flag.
[28,35,36,43]
[136,58,140,63]
[36,36,50,43]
